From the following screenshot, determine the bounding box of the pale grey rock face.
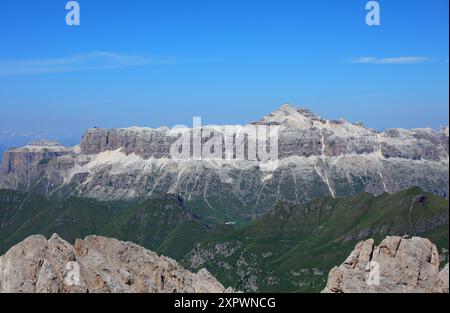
[438,263,449,293]
[0,105,448,214]
[323,236,450,293]
[0,234,231,293]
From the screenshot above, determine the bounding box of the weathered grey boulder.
[324,236,449,293]
[0,234,232,293]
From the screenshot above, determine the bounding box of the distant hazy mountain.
[0,131,80,161]
[0,131,44,161]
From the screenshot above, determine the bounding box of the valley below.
[0,187,448,292]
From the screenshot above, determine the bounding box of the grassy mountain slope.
[0,187,448,293]
[183,188,449,292]
[0,190,218,257]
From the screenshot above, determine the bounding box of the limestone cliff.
[0,105,448,214]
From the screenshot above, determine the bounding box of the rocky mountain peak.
[0,234,233,293]
[255,104,325,128]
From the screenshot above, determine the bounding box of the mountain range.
[0,131,80,162]
[0,105,448,223]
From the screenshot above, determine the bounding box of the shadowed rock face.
[324,236,449,293]
[0,105,448,214]
[0,234,232,293]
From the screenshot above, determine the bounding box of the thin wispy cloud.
[0,51,174,75]
[350,56,430,64]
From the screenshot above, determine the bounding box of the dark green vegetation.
[0,190,214,258]
[183,188,449,292]
[0,187,448,293]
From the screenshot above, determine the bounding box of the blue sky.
[0,0,448,142]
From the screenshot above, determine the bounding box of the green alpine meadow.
[1,187,448,292]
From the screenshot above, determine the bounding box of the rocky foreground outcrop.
[0,234,232,293]
[324,236,449,293]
